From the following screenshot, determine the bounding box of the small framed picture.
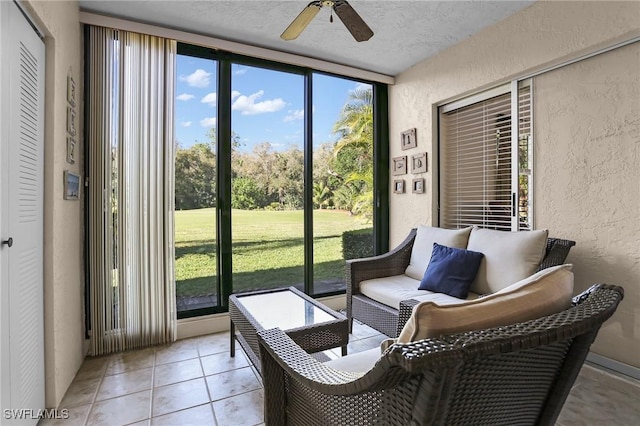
[67,75,76,107]
[66,136,76,164]
[64,170,80,200]
[67,106,76,136]
[392,156,407,175]
[411,152,427,173]
[401,128,417,150]
[412,178,425,194]
[393,179,405,194]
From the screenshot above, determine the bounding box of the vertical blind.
[87,26,177,355]
[440,82,532,231]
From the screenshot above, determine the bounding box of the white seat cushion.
[360,275,427,310]
[411,291,481,305]
[397,264,574,343]
[404,225,472,280]
[324,348,380,373]
[467,227,549,294]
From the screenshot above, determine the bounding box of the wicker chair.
[347,228,576,337]
[258,284,623,426]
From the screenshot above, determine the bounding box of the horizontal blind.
[440,92,513,230]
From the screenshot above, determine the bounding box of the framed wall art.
[412,178,425,194]
[67,106,76,136]
[67,136,76,164]
[401,128,417,150]
[411,152,427,173]
[67,75,77,107]
[392,156,407,175]
[64,170,80,200]
[393,179,405,194]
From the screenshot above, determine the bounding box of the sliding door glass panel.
[312,75,374,295]
[174,54,218,313]
[231,64,305,293]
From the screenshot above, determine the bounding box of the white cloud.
[179,69,211,88]
[232,90,286,115]
[180,121,192,127]
[234,67,247,76]
[200,117,217,128]
[231,90,241,100]
[176,93,195,101]
[283,109,304,122]
[201,92,217,106]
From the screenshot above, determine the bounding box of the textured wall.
[389,0,640,368]
[534,43,640,366]
[22,0,85,408]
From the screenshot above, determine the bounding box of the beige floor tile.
[152,377,210,418]
[37,404,91,426]
[57,377,100,409]
[151,403,216,426]
[86,390,151,426]
[212,389,264,426]
[154,358,204,387]
[205,367,262,401]
[127,420,150,426]
[201,351,249,376]
[155,339,199,365]
[96,367,153,401]
[106,348,155,376]
[73,355,110,382]
[351,321,382,339]
[556,373,640,425]
[195,333,231,357]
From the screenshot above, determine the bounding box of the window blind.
[440,83,532,231]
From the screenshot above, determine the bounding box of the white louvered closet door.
[0,1,45,423]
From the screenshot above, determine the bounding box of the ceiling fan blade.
[281,1,323,41]
[333,0,374,42]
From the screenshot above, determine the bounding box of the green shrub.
[342,228,373,260]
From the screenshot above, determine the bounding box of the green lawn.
[174,208,370,298]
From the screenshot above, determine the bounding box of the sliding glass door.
[174,52,219,315]
[312,75,374,295]
[175,44,387,318]
[230,64,305,293]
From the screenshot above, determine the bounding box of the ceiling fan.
[281,0,374,42]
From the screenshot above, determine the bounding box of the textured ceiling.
[79,0,535,76]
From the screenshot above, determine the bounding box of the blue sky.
[175,54,371,152]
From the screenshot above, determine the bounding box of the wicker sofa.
[258,284,623,426]
[347,227,576,337]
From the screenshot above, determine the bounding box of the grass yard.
[175,208,370,299]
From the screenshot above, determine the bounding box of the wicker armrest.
[257,327,459,394]
[537,237,576,271]
[346,228,416,296]
[396,299,420,337]
[258,328,370,394]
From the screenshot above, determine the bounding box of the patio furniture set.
[228,226,624,425]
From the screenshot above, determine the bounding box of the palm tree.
[312,181,332,209]
[333,87,373,160]
[332,87,374,219]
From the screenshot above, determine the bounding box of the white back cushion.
[467,227,548,294]
[405,226,472,280]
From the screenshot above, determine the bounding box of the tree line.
[174,88,373,219]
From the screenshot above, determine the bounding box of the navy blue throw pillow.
[418,243,484,299]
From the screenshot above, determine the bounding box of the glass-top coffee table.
[229,286,349,373]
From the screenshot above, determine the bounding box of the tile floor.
[39,321,639,426]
